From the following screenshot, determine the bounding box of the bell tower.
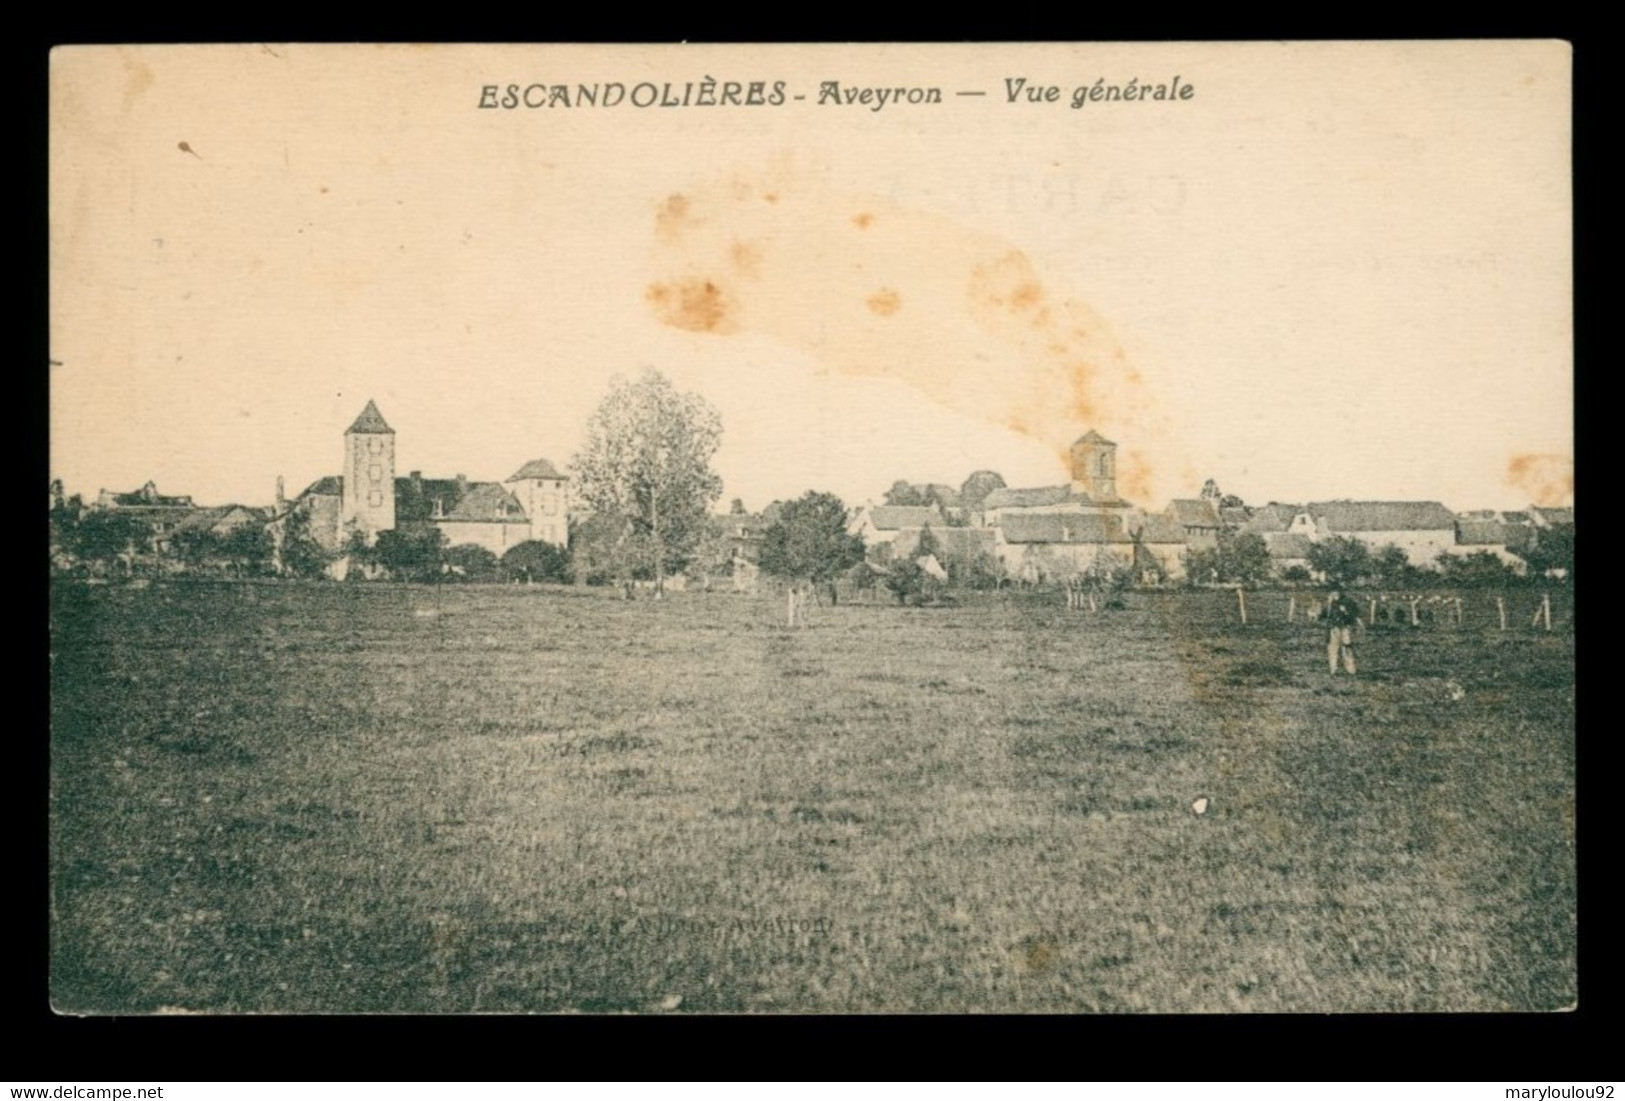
[1069,430,1118,500]
[342,399,396,543]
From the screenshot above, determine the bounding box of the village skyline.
[47,43,1579,1028]
[51,44,1571,517]
[51,389,1572,519]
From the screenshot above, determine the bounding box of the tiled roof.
[170,506,235,536]
[1308,501,1456,532]
[1220,506,1253,526]
[1073,430,1114,446]
[507,458,566,481]
[1167,499,1222,528]
[1240,504,1303,535]
[171,505,263,536]
[864,505,943,530]
[982,485,1076,509]
[346,400,394,435]
[1456,520,1537,549]
[999,513,1131,545]
[1134,515,1188,544]
[442,482,529,524]
[395,477,469,523]
[1532,506,1574,526]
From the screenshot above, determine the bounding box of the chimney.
[410,471,423,493]
[456,473,468,497]
[275,475,286,508]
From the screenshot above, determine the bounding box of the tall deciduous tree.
[569,369,724,596]
[374,528,447,583]
[758,491,866,603]
[1218,531,1271,585]
[958,471,1006,515]
[277,509,331,578]
[882,480,927,507]
[73,510,148,578]
[1308,535,1373,587]
[501,540,572,584]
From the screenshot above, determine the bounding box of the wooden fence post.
[1287,595,1296,623]
[1454,597,1463,626]
[1368,596,1377,626]
[1410,597,1420,627]
[1496,596,1507,631]
[1236,586,1248,626]
[1542,593,1552,632]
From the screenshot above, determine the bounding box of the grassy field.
[49,581,1575,1013]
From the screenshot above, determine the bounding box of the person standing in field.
[1325,586,1361,675]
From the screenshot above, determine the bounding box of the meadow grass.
[49,582,1575,1013]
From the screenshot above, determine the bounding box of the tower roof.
[346,400,395,435]
[1073,430,1115,447]
[507,458,566,481]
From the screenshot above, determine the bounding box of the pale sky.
[50,42,1573,513]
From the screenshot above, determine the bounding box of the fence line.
[1166,588,1573,632]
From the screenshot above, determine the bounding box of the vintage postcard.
[49,42,1574,1013]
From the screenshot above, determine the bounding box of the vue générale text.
[476,77,1198,112]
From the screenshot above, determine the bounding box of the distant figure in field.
[1325,587,1361,676]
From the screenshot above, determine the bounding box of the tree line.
[49,370,1573,593]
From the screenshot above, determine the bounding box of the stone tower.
[342,400,396,544]
[1069,430,1118,500]
[505,458,569,548]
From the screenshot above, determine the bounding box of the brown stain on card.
[643,164,1190,502]
[646,279,737,334]
[655,194,699,244]
[866,289,901,317]
[121,52,155,111]
[1505,453,1573,507]
[729,240,764,278]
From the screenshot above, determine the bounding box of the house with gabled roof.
[170,503,266,541]
[994,512,1136,581]
[1164,498,1223,550]
[1127,513,1189,583]
[284,400,569,560]
[1265,533,1315,575]
[91,481,199,553]
[1445,517,1533,573]
[889,524,999,565]
[847,504,945,547]
[1306,500,1458,567]
[1238,503,1319,568]
[979,431,1138,527]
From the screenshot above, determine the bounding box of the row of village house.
[827,430,1570,585]
[73,402,1573,585]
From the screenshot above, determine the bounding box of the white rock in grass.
[1191,797,1210,816]
[660,994,683,1010]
